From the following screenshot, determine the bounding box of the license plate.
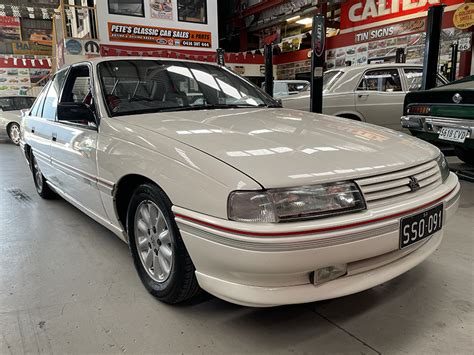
[438,127,468,143]
[400,204,443,249]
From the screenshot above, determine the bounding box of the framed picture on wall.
[108,0,145,17]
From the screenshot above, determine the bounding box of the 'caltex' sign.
[341,0,464,29]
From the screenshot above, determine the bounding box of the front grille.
[356,160,442,208]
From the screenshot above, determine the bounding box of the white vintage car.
[282,64,448,131]
[21,58,460,307]
[0,96,35,145]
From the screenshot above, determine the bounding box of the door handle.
[31,127,35,133]
[52,133,57,142]
[358,93,369,98]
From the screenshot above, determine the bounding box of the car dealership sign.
[108,22,212,48]
[341,0,464,29]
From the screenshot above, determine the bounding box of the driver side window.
[59,65,95,126]
[61,65,92,106]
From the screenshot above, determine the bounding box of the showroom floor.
[0,140,473,354]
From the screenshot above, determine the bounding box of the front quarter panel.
[97,118,262,228]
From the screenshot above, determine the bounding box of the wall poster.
[150,0,173,20]
[0,16,21,41]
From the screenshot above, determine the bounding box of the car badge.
[452,93,462,104]
[408,176,421,192]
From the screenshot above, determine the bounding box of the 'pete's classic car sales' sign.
[341,0,464,29]
[108,22,212,48]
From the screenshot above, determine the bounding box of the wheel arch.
[335,112,365,121]
[23,143,33,168]
[114,174,169,237]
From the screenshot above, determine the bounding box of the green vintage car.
[402,76,474,165]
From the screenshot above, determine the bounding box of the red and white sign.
[341,0,464,30]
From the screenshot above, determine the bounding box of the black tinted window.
[0,97,35,111]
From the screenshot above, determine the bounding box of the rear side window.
[30,81,51,117]
[42,69,68,120]
[358,69,402,92]
[404,69,447,91]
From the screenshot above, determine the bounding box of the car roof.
[68,56,221,68]
[327,63,423,74]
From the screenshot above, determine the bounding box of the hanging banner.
[108,22,212,48]
[0,16,21,41]
[150,0,173,20]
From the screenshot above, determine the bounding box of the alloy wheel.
[134,200,173,282]
[9,124,20,145]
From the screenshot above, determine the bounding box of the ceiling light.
[286,15,300,23]
[296,17,313,26]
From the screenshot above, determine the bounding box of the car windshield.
[323,71,343,91]
[0,97,35,111]
[98,60,279,117]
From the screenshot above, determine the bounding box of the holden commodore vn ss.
[20,58,460,307]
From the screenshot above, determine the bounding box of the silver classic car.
[282,64,448,131]
[20,58,459,307]
[0,96,35,145]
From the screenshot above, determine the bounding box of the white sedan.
[0,96,35,145]
[21,58,460,307]
[281,64,448,131]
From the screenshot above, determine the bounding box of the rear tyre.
[7,122,21,145]
[127,183,200,304]
[31,153,57,199]
[454,146,474,165]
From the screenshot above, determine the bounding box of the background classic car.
[402,76,474,165]
[20,58,459,307]
[281,64,448,131]
[0,96,35,145]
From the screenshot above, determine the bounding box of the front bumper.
[173,173,460,307]
[401,115,474,147]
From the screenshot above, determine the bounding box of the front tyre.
[454,146,474,165]
[127,183,200,304]
[7,122,21,145]
[31,153,57,199]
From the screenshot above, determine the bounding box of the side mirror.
[57,102,96,124]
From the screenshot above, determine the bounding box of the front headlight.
[228,182,366,223]
[436,153,450,183]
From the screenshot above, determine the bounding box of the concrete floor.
[0,139,473,354]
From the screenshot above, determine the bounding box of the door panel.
[50,123,106,218]
[49,64,107,219]
[355,68,405,131]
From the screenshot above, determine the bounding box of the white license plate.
[438,127,469,143]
